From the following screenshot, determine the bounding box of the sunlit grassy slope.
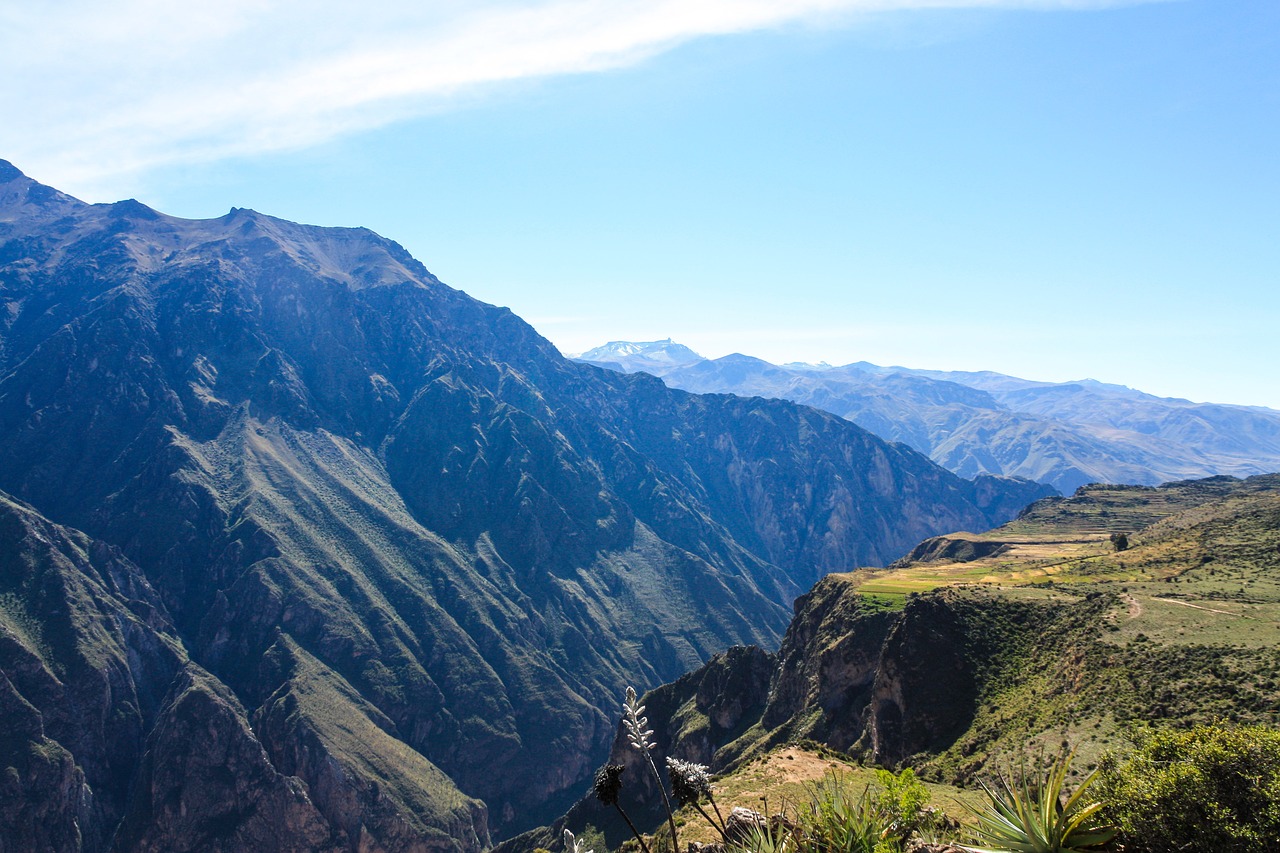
[855,474,1280,606]
[848,474,1280,780]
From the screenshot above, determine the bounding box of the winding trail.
[1151,597,1244,617]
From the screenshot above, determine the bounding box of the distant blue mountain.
[575,340,1280,493]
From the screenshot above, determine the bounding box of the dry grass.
[667,746,982,848]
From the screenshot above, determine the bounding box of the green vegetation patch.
[854,477,1280,600]
[1097,723,1280,853]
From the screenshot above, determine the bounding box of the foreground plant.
[565,828,594,853]
[961,750,1115,853]
[731,823,797,853]
[610,688,944,853]
[722,770,913,853]
[668,756,729,841]
[611,687,738,852]
[798,771,901,853]
[1095,723,1280,853]
[623,686,680,851]
[592,763,652,853]
[871,767,935,839]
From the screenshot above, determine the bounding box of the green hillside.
[802,474,1280,781]
[542,474,1280,851]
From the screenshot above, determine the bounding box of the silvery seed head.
[666,757,713,806]
[593,763,625,806]
[622,686,656,754]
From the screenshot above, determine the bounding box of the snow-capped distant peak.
[574,339,706,374]
[579,338,703,363]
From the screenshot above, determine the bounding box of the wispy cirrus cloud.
[1,0,1156,195]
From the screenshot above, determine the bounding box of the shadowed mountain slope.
[0,160,1046,849]
[577,341,1280,493]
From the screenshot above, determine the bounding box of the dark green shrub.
[871,768,931,837]
[1096,723,1280,852]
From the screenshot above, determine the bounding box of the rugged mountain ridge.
[0,160,1045,850]
[577,340,1280,492]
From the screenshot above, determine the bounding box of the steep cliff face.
[574,579,1098,806]
[0,160,1049,845]
[859,593,985,764]
[686,580,1116,773]
[111,667,344,853]
[762,577,895,748]
[0,489,185,851]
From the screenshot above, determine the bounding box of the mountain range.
[0,160,1050,851]
[576,339,1280,493]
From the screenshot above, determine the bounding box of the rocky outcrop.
[629,644,777,769]
[763,583,1071,766]
[112,667,340,853]
[520,582,1023,847]
[762,578,896,748]
[0,489,185,851]
[572,579,1078,796]
[859,593,980,764]
[890,535,1010,568]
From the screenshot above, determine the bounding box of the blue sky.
[2,0,1277,407]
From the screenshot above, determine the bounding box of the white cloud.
[1,0,1155,196]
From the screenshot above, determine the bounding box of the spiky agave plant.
[727,821,799,853]
[798,771,900,853]
[961,750,1116,853]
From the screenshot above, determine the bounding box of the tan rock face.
[763,576,895,746]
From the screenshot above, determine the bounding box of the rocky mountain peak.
[576,338,704,372]
[0,159,86,221]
